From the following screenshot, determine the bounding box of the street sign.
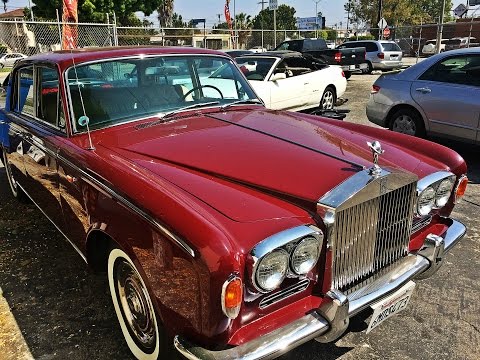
[378,17,387,29]
[269,0,278,11]
[383,27,391,38]
[454,3,468,17]
[469,0,480,6]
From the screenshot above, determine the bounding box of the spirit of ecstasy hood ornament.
[367,140,384,176]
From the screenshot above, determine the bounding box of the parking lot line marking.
[0,287,34,360]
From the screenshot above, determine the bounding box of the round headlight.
[435,178,454,207]
[417,187,435,216]
[291,236,321,275]
[255,250,289,292]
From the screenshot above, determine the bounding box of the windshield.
[235,57,276,81]
[68,55,257,132]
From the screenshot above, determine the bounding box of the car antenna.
[70,48,95,151]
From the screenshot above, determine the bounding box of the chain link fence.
[0,19,479,59]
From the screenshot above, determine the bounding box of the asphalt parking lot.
[0,63,479,360]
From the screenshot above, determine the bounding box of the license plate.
[366,281,416,334]
[349,65,356,70]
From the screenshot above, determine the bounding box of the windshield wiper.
[220,99,264,111]
[162,101,220,119]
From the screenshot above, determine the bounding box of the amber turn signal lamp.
[455,175,468,203]
[222,277,243,319]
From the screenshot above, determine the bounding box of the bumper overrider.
[174,218,466,360]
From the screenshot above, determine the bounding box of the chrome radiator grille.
[331,182,416,291]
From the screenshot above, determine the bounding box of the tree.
[252,4,297,30]
[235,12,253,48]
[347,0,453,27]
[158,0,174,28]
[31,0,163,25]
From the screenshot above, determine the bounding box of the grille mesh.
[331,182,416,291]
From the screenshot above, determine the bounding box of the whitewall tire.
[108,247,161,360]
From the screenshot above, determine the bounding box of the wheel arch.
[386,103,428,132]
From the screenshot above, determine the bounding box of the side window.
[365,42,379,52]
[37,67,61,127]
[16,67,35,117]
[420,55,480,87]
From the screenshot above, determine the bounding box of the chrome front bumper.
[174,219,466,360]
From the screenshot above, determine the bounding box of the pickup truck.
[274,38,367,79]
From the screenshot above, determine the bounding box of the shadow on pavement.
[0,168,134,359]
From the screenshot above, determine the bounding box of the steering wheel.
[182,85,224,100]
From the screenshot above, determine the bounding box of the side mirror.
[270,73,287,81]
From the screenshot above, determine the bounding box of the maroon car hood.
[96,109,437,221]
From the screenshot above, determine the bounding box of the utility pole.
[313,0,322,38]
[377,0,383,40]
[436,0,446,54]
[258,0,267,50]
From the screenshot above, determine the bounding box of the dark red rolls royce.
[0,47,468,359]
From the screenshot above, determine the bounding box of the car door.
[10,65,66,227]
[411,54,480,142]
[268,59,308,110]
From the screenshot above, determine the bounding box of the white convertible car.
[235,51,347,111]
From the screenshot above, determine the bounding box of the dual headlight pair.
[254,235,322,292]
[416,175,456,216]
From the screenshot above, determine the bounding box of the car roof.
[398,47,480,80]
[20,46,227,69]
[238,50,303,59]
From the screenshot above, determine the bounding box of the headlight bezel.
[250,225,324,293]
[416,171,457,217]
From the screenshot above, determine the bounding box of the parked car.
[421,39,447,56]
[445,37,479,51]
[338,40,403,73]
[396,38,426,57]
[0,46,469,360]
[367,48,480,142]
[248,46,267,53]
[223,49,254,58]
[274,38,368,79]
[235,51,347,111]
[0,52,27,68]
[326,40,336,49]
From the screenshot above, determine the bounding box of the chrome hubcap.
[115,259,156,350]
[321,91,334,109]
[392,115,416,135]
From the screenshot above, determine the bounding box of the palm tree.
[2,0,8,13]
[158,0,174,28]
[235,13,253,49]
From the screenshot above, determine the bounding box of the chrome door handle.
[416,87,432,94]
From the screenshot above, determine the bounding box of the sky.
[4,0,471,28]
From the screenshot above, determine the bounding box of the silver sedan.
[366,48,480,143]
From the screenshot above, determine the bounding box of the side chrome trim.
[16,183,87,263]
[57,154,196,258]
